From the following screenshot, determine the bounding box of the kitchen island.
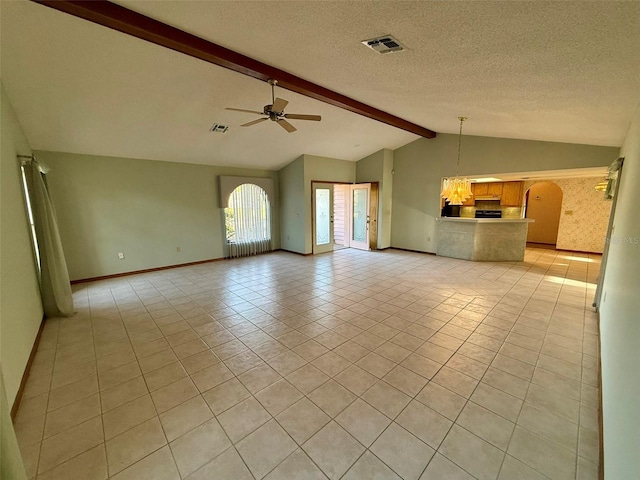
[436,217,534,262]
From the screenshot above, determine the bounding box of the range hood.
[474,195,501,200]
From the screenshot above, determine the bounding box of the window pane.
[315,188,331,245]
[225,183,271,257]
[352,188,367,242]
[20,165,41,271]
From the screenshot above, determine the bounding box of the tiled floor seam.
[464,256,553,480]
[496,250,588,480]
[20,249,600,480]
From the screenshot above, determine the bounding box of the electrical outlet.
[176,246,181,252]
[427,236,431,242]
[118,252,125,259]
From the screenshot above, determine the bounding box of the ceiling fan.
[225,79,321,133]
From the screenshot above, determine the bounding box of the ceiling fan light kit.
[225,79,321,133]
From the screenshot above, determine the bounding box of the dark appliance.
[475,209,502,219]
[441,202,461,217]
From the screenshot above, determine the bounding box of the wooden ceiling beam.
[33,0,437,139]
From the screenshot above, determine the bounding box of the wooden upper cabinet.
[461,181,523,206]
[473,183,489,196]
[487,182,503,196]
[501,181,524,206]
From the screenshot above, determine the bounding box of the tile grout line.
[23,249,601,480]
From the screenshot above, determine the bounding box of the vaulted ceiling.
[2,1,639,169]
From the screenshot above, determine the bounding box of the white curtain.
[225,183,272,258]
[23,160,74,317]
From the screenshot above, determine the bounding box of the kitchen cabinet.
[473,183,489,196]
[458,181,524,207]
[487,182,503,196]
[501,181,524,206]
[460,181,524,207]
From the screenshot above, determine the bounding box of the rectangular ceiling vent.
[361,35,405,54]
[210,123,229,133]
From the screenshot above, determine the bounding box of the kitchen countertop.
[438,217,534,223]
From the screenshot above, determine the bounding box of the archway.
[525,181,563,246]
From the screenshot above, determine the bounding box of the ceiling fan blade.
[241,118,269,127]
[277,119,297,133]
[225,107,265,115]
[271,97,289,114]
[284,114,321,121]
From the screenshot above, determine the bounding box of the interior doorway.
[333,184,349,251]
[525,181,563,246]
[312,182,377,254]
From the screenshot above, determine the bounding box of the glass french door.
[313,183,334,254]
[350,183,371,251]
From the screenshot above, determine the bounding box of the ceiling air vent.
[210,123,229,133]
[361,35,405,54]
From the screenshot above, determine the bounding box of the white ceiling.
[2,1,639,170]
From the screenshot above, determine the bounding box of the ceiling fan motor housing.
[264,104,282,120]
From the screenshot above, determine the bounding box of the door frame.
[310,180,380,254]
[349,183,371,251]
[311,182,335,254]
[524,181,563,245]
[332,183,351,249]
[311,181,351,255]
[594,158,625,309]
[368,182,379,251]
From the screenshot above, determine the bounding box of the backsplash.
[460,201,524,219]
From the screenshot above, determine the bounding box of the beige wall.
[392,133,619,253]
[0,85,44,406]
[0,84,38,480]
[1,371,27,480]
[525,182,563,244]
[524,177,613,253]
[278,155,306,254]
[599,104,640,479]
[356,149,394,249]
[38,151,280,281]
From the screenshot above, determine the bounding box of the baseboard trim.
[526,243,604,255]
[388,247,437,255]
[278,249,312,256]
[556,248,604,255]
[70,257,226,284]
[11,315,46,421]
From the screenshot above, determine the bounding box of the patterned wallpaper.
[524,177,612,253]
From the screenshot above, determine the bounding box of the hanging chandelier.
[441,116,472,205]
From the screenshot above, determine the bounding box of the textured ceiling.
[2,1,639,170]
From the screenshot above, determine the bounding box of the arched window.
[225,183,272,257]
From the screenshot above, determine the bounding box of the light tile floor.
[14,247,601,480]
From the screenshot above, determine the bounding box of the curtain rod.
[17,154,36,166]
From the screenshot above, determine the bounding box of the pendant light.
[441,116,472,205]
